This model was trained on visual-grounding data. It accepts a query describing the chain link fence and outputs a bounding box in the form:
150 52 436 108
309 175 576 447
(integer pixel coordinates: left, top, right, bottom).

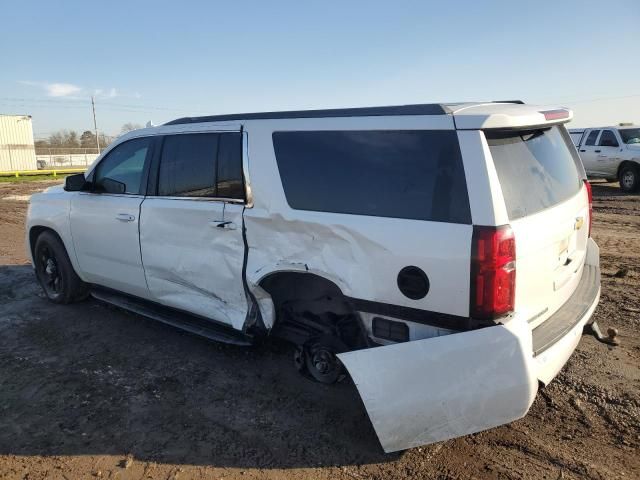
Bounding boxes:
35 148 101 169
1 146 102 172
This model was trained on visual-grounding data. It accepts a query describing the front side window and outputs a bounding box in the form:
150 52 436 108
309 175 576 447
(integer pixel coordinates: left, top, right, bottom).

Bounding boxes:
585 130 600 146
487 126 582 220
598 130 619 147
272 130 471 223
94 137 151 194
157 132 244 199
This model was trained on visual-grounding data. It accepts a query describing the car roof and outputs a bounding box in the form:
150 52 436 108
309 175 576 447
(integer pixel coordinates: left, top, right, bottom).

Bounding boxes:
165 101 572 130
165 103 450 124
574 126 636 130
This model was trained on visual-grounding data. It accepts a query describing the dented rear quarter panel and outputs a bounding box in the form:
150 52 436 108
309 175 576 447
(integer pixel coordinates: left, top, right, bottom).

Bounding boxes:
242 117 474 322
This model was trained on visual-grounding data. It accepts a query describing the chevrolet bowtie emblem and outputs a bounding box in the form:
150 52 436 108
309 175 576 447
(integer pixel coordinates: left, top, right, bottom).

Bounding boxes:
574 216 584 230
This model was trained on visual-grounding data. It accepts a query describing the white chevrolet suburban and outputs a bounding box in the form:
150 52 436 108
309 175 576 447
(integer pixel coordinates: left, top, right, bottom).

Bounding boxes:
26 102 600 452
569 126 640 191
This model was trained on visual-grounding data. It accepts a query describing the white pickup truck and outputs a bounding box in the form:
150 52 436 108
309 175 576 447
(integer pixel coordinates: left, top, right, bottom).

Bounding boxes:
569 126 640 191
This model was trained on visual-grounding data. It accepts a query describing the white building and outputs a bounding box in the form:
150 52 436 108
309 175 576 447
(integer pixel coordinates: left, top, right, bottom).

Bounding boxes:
0 114 37 172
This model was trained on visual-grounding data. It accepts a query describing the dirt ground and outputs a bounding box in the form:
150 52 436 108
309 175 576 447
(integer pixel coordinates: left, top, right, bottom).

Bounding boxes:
0 180 638 480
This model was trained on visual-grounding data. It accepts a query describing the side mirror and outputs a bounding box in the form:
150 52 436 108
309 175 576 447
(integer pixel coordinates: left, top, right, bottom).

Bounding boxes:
100 177 126 194
64 173 89 192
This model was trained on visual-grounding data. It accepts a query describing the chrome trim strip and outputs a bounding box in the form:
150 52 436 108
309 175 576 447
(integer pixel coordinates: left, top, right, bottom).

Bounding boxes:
242 130 254 208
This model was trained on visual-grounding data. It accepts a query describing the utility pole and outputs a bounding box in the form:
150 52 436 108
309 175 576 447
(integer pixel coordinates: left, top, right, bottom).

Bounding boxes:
91 96 101 153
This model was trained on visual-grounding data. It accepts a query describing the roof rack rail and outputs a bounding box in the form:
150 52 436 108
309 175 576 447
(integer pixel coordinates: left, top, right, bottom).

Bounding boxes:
491 100 525 104
164 104 448 125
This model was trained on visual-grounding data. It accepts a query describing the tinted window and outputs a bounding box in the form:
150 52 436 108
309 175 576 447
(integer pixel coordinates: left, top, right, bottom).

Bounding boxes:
487 126 582 220
585 130 600 146
157 133 244 199
272 130 471 223
216 133 245 199
159 133 218 197
599 130 619 147
619 128 640 145
94 137 151 194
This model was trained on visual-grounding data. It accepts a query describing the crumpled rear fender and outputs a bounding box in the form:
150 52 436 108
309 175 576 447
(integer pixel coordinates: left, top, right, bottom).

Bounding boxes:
338 319 537 453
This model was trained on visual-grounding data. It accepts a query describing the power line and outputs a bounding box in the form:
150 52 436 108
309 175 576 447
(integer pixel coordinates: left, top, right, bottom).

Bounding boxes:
0 96 211 114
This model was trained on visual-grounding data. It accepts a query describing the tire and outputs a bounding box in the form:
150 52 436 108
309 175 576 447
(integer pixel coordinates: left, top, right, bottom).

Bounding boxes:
303 335 347 384
34 231 88 304
618 164 640 192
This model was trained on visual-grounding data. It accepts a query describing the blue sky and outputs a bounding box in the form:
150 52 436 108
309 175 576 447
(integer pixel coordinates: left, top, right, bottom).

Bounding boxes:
1 0 638 138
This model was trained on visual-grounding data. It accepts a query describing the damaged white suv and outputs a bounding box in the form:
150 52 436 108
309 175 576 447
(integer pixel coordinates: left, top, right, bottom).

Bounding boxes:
26 102 601 452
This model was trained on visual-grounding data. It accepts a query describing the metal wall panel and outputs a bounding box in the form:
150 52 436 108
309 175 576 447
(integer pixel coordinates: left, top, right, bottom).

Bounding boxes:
0 114 37 171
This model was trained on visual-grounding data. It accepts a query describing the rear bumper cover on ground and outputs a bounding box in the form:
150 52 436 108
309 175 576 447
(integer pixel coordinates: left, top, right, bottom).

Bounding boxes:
338 239 600 453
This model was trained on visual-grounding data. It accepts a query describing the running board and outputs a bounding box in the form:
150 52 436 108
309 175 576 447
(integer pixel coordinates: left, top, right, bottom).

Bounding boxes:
90 288 253 346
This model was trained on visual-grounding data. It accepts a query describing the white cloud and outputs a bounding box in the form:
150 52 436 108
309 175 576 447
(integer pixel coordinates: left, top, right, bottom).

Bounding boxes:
20 80 142 102
46 83 82 97
94 87 127 99
19 80 82 97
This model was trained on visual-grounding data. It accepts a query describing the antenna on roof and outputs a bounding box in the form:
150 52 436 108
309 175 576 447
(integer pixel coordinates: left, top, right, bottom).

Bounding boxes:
146 120 155 128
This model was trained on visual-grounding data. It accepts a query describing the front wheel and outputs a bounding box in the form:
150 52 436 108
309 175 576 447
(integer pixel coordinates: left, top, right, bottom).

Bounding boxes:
34 231 88 304
619 164 640 192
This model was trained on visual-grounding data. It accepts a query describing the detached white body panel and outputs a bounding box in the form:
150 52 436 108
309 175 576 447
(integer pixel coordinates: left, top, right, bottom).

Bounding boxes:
339 322 537 452
340 238 600 452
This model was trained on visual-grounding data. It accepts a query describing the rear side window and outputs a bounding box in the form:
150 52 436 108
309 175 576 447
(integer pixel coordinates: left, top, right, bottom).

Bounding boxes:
159 133 218 197
585 130 600 146
216 133 245 199
157 132 244 199
272 130 471 224
486 126 582 220
599 130 619 147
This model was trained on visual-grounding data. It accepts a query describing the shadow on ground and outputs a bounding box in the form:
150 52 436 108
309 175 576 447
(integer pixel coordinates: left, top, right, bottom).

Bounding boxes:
590 180 639 198
0 265 397 469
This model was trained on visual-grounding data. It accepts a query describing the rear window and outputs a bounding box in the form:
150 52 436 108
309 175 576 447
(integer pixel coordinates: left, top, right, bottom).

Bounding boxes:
486 126 582 220
272 130 471 224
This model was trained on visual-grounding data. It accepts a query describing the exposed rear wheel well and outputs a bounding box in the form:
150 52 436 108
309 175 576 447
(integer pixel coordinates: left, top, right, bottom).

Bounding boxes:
259 272 367 350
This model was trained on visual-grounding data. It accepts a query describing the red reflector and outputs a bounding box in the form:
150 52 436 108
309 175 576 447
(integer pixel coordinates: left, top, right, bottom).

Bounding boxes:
470 225 516 320
584 180 593 237
540 109 569 121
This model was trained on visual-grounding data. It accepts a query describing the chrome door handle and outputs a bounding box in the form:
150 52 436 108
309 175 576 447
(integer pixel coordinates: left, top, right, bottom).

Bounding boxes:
210 220 237 230
116 213 135 222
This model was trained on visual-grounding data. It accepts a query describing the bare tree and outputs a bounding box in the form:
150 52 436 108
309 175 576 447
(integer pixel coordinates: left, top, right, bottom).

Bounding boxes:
121 123 143 134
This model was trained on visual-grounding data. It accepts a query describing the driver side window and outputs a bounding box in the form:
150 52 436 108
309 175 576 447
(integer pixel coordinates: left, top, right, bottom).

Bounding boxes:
94 137 152 194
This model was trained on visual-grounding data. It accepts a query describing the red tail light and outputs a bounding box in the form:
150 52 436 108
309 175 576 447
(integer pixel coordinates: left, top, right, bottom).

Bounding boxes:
584 180 592 237
470 225 516 320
